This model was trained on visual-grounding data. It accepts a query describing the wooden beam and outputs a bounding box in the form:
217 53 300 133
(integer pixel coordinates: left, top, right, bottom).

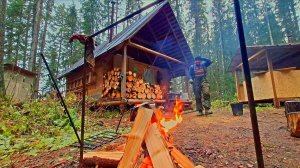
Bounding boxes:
146 23 174 77
234 70 240 101
127 41 184 65
162 10 189 65
152 30 171 66
121 46 127 99
235 49 266 70
185 68 191 99
266 51 279 108
275 67 297 71
118 107 153 168
145 123 174 168
132 36 153 46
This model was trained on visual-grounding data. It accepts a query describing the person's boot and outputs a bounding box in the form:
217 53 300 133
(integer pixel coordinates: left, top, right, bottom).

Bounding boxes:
197 110 204 116
205 109 213 115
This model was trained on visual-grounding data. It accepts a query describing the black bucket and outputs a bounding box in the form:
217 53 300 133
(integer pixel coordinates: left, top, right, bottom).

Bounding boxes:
230 103 243 116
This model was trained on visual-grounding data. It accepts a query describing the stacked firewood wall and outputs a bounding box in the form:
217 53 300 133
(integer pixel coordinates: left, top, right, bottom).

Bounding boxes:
126 71 163 99
102 69 163 99
102 68 121 98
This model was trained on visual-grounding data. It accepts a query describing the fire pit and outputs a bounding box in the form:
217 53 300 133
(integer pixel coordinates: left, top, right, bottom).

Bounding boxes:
82 99 203 167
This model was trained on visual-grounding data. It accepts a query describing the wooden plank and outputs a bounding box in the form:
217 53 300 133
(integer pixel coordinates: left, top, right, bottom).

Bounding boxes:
152 30 171 66
168 145 195 168
253 71 267 75
132 36 153 46
164 141 200 168
145 123 175 168
266 52 280 108
275 67 297 71
235 49 266 70
118 107 154 168
121 46 128 99
147 24 174 77
234 70 240 101
83 151 123 167
127 41 184 65
162 11 189 64
126 99 166 104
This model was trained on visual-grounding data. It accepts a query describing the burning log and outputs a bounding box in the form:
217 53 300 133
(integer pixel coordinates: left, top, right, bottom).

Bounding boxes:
82 100 203 168
145 123 175 168
118 107 154 168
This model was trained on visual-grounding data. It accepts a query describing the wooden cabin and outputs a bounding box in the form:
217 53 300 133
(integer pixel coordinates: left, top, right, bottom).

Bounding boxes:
229 43 300 107
4 64 36 103
59 1 194 106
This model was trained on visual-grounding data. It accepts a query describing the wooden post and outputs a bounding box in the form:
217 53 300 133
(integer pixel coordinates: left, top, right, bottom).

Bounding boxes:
185 68 191 99
234 70 240 101
266 51 279 108
121 46 127 99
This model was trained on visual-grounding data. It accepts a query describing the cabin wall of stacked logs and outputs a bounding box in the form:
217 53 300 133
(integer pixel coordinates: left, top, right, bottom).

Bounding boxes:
66 54 170 100
102 54 169 100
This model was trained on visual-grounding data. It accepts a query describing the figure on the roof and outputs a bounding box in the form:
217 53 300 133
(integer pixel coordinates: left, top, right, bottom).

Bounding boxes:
188 56 212 116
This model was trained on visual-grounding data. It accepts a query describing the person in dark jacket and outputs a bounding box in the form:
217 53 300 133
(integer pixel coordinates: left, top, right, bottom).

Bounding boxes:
189 56 212 116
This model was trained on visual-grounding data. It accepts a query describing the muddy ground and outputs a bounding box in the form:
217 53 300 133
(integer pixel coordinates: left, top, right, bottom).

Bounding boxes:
7 108 300 168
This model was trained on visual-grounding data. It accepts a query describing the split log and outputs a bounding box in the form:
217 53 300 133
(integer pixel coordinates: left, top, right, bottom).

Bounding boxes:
285 101 300 137
146 93 152 99
82 151 123 167
118 107 154 168
144 123 174 168
151 93 156 99
127 71 132 76
287 112 300 137
127 75 134 82
170 146 195 168
138 92 143 99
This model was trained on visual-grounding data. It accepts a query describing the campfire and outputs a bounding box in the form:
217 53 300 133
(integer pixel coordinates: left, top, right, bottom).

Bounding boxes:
83 99 203 168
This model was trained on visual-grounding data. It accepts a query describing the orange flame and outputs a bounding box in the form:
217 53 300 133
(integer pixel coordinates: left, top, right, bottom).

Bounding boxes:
139 156 153 168
156 99 184 134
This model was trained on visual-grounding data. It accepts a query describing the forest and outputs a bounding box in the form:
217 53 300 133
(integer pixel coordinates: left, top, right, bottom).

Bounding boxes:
0 0 299 101
1 0 300 167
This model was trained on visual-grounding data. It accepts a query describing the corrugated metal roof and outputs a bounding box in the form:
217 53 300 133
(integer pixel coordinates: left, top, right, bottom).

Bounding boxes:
229 43 300 71
59 0 193 78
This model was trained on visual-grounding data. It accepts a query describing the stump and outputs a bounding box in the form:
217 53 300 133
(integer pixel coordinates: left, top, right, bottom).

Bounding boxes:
285 101 300 138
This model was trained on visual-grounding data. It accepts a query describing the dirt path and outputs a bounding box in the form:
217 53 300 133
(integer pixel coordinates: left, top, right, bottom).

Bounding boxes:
171 108 300 168
6 108 300 168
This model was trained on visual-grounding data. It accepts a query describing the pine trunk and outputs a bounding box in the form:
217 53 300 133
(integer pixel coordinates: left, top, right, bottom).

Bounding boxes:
22 3 32 69
0 0 7 97
34 0 54 97
28 0 43 72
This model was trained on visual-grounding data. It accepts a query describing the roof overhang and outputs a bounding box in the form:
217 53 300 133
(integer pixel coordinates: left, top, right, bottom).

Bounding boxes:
59 1 193 78
229 43 300 72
